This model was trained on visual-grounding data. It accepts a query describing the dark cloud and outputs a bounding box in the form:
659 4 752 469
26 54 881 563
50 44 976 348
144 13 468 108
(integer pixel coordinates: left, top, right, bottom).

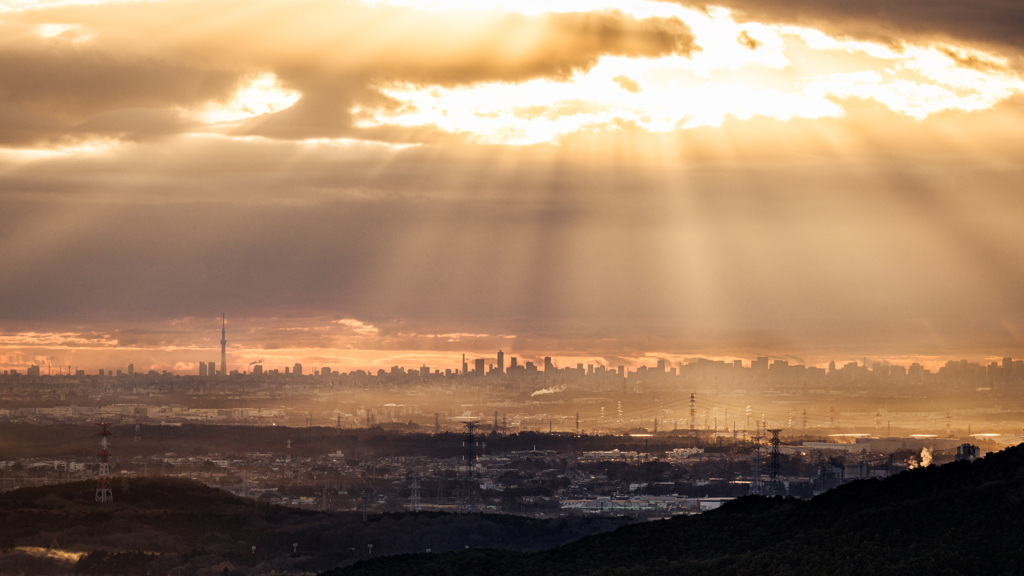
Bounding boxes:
0 48 240 119
686 0 1024 55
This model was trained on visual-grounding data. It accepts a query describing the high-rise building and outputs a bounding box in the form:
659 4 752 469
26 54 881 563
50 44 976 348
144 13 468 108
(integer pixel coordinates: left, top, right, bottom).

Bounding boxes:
752 357 769 373
1003 357 1013 380
253 364 263 375
474 358 485 375
462 354 468 376
208 361 216 376
294 363 303 376
220 313 228 377
497 350 504 374
510 357 518 370
127 363 134 378
199 362 207 377
544 357 554 373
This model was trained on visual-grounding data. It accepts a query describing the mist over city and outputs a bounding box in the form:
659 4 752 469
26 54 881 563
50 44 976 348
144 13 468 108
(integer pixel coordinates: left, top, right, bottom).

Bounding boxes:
1 0 1024 573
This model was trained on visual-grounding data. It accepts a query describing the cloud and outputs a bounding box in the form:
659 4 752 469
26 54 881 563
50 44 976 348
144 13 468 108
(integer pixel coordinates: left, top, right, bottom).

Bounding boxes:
737 29 760 50
0 1 698 143
612 74 641 92
689 0 1024 56
0 0 1022 366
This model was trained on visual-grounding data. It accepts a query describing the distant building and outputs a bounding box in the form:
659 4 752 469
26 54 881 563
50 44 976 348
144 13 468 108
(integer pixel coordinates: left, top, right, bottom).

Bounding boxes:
497 350 504 374
128 363 134 378
474 358 485 376
199 362 207 377
208 361 216 376
27 365 40 377
293 363 303 376
955 444 980 462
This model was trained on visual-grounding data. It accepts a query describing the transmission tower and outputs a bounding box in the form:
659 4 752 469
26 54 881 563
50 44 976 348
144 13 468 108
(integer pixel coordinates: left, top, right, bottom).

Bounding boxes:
134 414 141 443
461 421 478 513
750 435 763 495
767 429 783 496
410 468 422 512
96 423 113 502
689 393 696 430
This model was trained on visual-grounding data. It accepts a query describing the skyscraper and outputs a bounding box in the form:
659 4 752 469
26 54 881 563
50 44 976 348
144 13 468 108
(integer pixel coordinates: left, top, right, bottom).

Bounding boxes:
497 350 504 374
199 362 207 377
220 313 227 377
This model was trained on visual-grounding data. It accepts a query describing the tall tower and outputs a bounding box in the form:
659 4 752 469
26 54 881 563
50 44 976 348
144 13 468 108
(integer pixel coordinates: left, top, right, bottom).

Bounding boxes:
96 423 113 502
767 429 783 496
497 350 504 375
749 435 762 496
461 421 478 513
220 313 227 376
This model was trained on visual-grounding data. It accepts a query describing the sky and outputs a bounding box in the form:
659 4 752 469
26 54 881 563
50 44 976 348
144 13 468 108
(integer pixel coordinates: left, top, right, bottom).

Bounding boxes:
1 0 1023 374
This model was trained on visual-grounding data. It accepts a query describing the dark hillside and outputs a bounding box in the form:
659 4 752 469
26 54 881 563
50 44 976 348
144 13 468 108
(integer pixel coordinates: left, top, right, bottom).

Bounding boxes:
330 444 1024 576
0 478 627 575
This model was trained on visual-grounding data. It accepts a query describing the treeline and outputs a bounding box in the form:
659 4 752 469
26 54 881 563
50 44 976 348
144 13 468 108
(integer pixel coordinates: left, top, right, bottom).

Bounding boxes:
0 423 743 460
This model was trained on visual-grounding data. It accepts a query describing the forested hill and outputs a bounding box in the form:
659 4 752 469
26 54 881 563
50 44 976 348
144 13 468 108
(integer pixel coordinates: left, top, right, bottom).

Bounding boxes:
331 444 1024 576
0 478 626 575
